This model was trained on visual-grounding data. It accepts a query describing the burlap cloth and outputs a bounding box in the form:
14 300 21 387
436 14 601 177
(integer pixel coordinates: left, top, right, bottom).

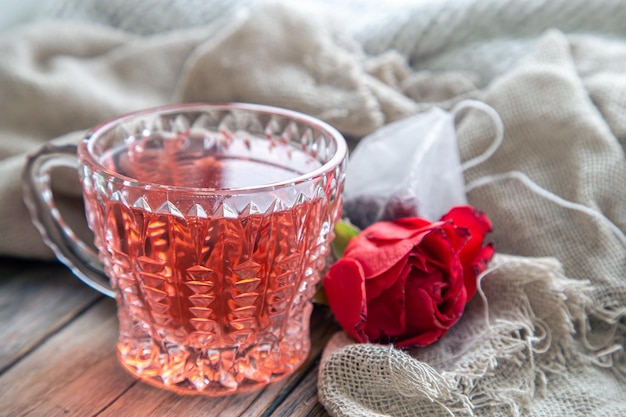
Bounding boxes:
1 1 624 415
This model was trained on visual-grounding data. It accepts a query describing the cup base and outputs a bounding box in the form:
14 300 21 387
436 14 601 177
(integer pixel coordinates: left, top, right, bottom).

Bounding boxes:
116 339 310 397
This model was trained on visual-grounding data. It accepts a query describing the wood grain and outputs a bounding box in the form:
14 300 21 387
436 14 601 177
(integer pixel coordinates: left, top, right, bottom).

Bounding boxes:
0 299 135 417
0 260 101 373
268 366 327 417
96 378 242 417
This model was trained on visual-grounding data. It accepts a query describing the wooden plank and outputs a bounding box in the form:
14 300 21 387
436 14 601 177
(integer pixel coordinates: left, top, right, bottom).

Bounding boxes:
95 371 262 417
97 382 265 417
266 364 328 417
0 299 136 417
0 261 102 373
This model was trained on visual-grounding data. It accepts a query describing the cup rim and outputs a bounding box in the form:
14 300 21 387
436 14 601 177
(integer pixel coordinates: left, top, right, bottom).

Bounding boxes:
79 102 347 195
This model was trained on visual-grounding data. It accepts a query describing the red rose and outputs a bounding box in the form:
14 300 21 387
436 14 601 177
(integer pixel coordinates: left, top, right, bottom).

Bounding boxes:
323 206 494 348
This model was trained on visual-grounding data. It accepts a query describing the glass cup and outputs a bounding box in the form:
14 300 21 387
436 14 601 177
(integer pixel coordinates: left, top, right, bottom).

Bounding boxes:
23 103 347 396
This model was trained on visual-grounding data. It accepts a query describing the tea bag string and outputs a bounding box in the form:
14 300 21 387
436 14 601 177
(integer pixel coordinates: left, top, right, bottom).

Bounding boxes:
456 100 626 248
452 99 505 172
466 171 626 247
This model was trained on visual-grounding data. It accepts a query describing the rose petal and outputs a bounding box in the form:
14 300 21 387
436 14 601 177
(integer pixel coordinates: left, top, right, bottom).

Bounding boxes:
365 254 410 301
344 233 415 279
403 276 466 343
403 285 442 335
433 286 467 328
323 258 368 343
412 268 446 303
414 225 459 269
359 217 432 242
399 285 449 347
442 222 471 254
466 243 495 298
442 206 492 238
365 271 408 342
441 206 493 299
417 226 466 301
345 221 445 279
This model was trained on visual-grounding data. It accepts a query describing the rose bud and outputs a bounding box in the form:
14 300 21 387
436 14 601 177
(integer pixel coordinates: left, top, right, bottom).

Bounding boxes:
323 205 494 348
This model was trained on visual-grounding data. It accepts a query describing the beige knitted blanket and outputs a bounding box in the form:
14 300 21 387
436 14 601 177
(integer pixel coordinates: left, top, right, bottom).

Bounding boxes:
1 2 624 416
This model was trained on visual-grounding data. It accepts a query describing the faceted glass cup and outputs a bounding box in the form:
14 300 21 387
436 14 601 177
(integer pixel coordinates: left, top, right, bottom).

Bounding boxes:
23 103 348 396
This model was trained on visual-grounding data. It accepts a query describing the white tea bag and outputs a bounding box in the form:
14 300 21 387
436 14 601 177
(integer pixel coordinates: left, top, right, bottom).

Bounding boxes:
343 100 502 228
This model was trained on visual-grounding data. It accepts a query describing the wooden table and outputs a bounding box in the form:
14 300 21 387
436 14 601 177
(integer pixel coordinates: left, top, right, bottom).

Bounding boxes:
0 258 339 417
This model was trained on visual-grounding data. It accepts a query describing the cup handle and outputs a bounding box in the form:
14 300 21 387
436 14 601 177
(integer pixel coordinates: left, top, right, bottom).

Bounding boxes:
22 143 114 298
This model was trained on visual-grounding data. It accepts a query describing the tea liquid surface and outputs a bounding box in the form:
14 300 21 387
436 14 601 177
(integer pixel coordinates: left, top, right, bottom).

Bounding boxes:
100 132 322 188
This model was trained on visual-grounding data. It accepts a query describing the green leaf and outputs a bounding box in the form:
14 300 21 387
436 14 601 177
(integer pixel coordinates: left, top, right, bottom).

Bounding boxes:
331 220 360 259
313 221 360 306
313 284 329 305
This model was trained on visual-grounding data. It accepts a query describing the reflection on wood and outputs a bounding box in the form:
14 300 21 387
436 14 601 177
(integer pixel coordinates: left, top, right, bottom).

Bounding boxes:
0 299 133 416
0 260 101 373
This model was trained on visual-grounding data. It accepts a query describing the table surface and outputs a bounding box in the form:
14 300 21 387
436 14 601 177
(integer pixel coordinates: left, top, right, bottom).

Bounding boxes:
0 257 339 417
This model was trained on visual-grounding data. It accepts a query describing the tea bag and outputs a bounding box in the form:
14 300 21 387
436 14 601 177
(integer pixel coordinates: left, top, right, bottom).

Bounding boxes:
343 100 502 228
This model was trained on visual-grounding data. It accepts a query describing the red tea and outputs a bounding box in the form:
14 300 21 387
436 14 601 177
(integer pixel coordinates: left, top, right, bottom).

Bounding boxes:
84 133 334 395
